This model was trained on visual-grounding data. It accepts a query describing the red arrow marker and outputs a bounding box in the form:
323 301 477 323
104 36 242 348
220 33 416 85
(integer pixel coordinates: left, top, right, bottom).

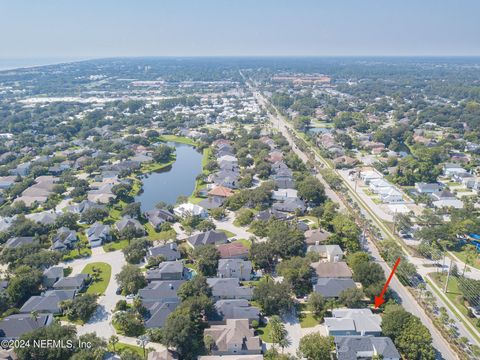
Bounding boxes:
374 257 401 308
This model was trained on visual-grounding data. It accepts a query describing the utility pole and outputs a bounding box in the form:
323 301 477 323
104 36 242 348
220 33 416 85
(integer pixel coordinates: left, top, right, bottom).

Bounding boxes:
444 261 451 294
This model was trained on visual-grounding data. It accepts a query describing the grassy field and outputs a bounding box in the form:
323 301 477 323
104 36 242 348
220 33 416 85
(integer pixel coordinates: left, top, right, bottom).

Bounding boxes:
256 321 273 343
145 223 177 242
108 342 149 357
81 262 112 295
298 303 321 328
159 135 197 146
429 273 480 340
103 239 129 252
299 312 321 328
218 229 236 238
451 249 480 270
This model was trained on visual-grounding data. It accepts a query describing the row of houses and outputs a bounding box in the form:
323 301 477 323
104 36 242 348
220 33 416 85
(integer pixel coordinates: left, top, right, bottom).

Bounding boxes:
0 267 90 341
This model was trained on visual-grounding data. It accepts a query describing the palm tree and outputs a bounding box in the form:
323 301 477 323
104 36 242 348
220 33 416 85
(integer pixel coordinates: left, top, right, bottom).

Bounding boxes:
108 335 119 352
269 315 288 352
30 311 39 325
462 244 477 276
137 335 149 359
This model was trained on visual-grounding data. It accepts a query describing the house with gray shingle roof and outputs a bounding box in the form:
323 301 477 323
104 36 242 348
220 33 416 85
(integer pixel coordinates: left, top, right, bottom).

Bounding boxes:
146 261 185 281
313 278 357 299
0 313 53 340
138 280 186 302
207 278 253 300
146 243 180 262
186 230 228 249
214 299 260 324
4 236 37 249
53 274 89 291
115 216 145 234
43 266 64 288
334 336 400 360
86 222 111 247
144 301 179 329
20 290 75 314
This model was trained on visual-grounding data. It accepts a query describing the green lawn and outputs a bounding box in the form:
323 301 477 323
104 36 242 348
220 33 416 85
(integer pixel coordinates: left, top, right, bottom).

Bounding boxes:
56 314 84 325
450 250 480 270
429 273 480 341
109 342 150 357
299 313 321 328
256 322 273 343
145 223 177 242
62 246 92 261
103 239 129 252
159 135 197 146
81 262 112 295
218 229 236 238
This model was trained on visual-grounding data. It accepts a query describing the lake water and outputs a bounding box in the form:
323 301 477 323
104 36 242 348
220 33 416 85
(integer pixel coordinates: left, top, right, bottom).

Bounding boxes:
135 142 203 212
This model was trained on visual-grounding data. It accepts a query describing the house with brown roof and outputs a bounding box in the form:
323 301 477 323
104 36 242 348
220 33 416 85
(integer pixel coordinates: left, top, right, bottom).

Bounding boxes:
208 186 234 198
204 319 262 356
311 261 353 278
304 229 331 245
217 242 249 259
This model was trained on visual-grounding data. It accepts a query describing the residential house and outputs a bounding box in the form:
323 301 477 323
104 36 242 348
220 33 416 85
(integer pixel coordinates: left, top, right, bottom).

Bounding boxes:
334 336 400 360
307 244 343 262
199 197 224 210
213 299 260 324
139 280 186 303
217 259 252 280
144 301 179 329
67 200 106 214
272 198 306 213
208 186 234 199
444 163 468 177
314 278 357 299
86 222 111 247
432 190 464 209
147 349 179 360
20 290 75 314
271 189 298 201
325 309 382 336
304 229 331 245
186 230 228 249
43 266 64 288
203 319 262 356
173 203 208 218
217 242 249 259
0 313 53 340
379 187 404 204
51 227 78 251
207 278 253 300
415 182 443 194
146 243 181 262
53 274 89 292
4 236 37 249
360 171 382 185
115 216 145 234
144 209 175 230
311 262 353 279
26 211 58 225
146 261 185 281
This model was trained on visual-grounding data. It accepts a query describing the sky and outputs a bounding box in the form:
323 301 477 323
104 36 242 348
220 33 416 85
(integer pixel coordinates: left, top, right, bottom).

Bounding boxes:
1 0 480 59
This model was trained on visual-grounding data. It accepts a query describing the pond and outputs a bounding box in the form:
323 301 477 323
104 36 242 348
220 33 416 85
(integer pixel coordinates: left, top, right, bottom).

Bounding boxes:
135 142 203 212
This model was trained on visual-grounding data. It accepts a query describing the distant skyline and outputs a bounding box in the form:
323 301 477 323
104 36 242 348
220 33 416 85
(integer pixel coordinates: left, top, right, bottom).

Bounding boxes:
1 0 480 59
